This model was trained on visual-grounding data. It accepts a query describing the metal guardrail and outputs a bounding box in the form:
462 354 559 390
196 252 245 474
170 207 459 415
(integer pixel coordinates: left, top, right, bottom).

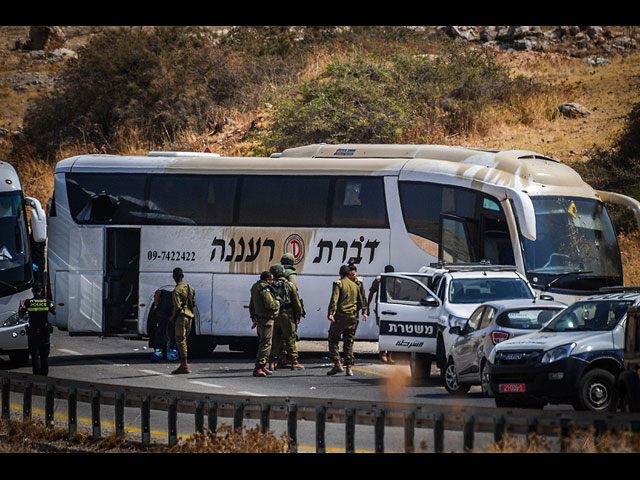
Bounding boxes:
2 369 640 453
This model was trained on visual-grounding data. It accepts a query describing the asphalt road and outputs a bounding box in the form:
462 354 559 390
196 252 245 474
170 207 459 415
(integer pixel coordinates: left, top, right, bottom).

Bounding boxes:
0 332 571 452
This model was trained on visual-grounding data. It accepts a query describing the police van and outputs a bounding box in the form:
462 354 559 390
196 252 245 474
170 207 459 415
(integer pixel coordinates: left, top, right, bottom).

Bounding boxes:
487 288 640 411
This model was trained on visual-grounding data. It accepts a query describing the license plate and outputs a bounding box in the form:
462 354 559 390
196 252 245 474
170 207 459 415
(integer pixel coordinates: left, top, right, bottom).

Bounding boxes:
499 383 526 393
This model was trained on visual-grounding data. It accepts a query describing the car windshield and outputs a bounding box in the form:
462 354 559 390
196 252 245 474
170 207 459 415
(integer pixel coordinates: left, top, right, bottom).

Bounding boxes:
543 300 633 332
496 307 563 329
449 278 533 304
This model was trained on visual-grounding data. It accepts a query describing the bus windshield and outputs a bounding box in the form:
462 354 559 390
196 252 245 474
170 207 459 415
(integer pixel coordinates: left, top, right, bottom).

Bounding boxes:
519 196 622 291
0 191 31 295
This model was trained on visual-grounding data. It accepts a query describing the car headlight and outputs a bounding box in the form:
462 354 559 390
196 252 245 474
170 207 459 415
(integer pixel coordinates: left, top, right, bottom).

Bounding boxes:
541 343 576 364
448 315 466 328
2 312 26 328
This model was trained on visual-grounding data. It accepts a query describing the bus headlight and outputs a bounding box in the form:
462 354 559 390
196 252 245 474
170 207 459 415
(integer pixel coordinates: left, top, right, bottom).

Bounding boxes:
1 312 26 328
541 343 576 364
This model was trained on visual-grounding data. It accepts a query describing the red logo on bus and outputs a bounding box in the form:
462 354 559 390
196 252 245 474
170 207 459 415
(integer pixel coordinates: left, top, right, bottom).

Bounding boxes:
284 234 305 265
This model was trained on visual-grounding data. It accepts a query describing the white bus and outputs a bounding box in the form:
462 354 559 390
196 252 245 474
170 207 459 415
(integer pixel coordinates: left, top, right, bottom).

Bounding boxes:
46 144 640 354
0 160 48 362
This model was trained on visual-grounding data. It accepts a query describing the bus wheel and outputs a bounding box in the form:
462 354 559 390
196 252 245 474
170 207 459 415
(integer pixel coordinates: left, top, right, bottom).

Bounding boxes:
409 353 433 380
9 350 29 366
577 369 618 412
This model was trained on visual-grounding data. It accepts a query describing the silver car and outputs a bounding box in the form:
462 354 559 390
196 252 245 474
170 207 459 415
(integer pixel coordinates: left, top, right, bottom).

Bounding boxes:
442 299 566 396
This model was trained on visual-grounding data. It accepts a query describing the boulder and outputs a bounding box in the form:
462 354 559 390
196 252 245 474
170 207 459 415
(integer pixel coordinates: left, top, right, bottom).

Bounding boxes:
558 103 591 118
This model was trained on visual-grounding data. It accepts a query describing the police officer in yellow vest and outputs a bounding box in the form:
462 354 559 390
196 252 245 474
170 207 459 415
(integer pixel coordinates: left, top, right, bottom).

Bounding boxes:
327 265 367 376
170 267 197 375
19 283 56 376
249 271 280 377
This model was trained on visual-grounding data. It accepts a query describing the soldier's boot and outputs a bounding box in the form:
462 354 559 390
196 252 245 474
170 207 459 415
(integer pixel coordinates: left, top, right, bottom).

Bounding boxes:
327 361 344 376
253 367 267 377
268 358 277 371
263 365 273 375
171 359 190 375
277 354 289 369
346 365 354 376
291 359 305 370
380 352 388 363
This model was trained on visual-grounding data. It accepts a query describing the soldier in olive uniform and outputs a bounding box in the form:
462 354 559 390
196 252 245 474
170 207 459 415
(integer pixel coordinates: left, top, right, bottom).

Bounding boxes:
348 262 368 318
280 253 298 286
170 267 197 375
268 264 305 370
327 265 368 376
249 271 280 377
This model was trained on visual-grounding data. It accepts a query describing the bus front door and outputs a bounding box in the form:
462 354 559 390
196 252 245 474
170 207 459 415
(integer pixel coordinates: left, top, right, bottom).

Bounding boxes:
104 228 140 335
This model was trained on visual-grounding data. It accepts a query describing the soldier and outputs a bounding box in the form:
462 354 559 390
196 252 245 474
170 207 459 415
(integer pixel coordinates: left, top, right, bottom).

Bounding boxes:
347 262 368 318
249 271 280 377
368 265 396 364
327 265 367 376
170 267 197 375
18 282 56 376
268 264 305 370
280 253 298 286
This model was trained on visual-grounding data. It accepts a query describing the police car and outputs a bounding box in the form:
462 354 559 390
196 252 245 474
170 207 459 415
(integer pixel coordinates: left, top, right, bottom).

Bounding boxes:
377 262 538 379
487 288 640 411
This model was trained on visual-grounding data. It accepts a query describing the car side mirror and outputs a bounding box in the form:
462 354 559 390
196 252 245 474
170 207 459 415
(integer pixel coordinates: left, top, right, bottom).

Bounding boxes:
449 326 461 335
420 297 439 307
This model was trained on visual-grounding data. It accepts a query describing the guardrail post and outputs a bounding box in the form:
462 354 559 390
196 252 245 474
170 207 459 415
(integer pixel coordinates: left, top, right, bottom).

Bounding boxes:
208 400 218 434
1 377 9 420
463 415 475 452
195 401 204 434
493 415 505 444
168 397 178 447
91 390 101 440
434 412 444 453
526 416 538 445
559 418 572 452
23 382 32 420
233 403 244 432
68 387 77 436
260 403 270 434
404 410 415 453
374 408 385 453
315 406 326 453
45 384 55 428
345 408 356 453
115 392 125 437
141 395 151 446
287 403 298 453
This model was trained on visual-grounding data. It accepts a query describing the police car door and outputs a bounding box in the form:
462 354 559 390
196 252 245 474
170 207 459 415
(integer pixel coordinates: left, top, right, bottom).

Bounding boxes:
377 274 441 354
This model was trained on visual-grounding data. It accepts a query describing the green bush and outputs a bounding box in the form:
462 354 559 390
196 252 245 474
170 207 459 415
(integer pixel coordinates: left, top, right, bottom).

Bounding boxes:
261 42 539 150
20 26 305 158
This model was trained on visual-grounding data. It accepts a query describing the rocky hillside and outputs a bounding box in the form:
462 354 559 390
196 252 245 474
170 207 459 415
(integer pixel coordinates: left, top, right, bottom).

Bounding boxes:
1 26 640 284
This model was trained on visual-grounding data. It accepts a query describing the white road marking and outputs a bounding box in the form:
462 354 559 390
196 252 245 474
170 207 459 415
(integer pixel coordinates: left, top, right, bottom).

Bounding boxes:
189 381 224 389
139 369 173 377
58 349 82 355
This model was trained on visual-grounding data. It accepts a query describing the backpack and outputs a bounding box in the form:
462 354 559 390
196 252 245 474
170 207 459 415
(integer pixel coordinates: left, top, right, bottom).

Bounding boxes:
272 278 292 308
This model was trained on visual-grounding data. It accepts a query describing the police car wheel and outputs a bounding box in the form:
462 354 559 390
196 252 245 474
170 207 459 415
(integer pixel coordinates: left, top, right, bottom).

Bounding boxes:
442 358 470 395
577 369 618 412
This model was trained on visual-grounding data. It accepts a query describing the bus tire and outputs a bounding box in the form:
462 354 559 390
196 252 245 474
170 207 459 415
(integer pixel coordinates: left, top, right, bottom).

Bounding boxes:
8 349 29 366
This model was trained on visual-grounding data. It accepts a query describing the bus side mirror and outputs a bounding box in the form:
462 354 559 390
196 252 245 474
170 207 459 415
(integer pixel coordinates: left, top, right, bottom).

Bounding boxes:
25 197 47 243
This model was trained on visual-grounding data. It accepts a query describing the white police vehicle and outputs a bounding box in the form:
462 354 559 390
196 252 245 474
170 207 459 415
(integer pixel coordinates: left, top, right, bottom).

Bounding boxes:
487 288 640 411
376 262 538 379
